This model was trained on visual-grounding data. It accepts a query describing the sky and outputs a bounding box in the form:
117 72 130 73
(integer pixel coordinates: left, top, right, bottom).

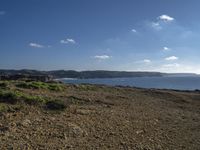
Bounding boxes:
1 0 200 73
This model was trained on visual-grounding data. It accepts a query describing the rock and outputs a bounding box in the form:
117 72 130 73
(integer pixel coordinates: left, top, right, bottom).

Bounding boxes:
35 118 42 122
25 135 30 140
76 109 93 115
65 123 87 138
136 130 144 135
21 119 31 127
50 117 56 121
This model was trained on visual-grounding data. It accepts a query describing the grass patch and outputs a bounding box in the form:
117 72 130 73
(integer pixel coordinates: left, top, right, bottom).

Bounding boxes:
0 90 23 104
76 84 98 91
48 84 64 91
67 96 91 105
22 95 46 105
0 89 46 105
0 89 67 111
16 81 48 89
0 104 8 113
16 81 64 91
0 81 67 111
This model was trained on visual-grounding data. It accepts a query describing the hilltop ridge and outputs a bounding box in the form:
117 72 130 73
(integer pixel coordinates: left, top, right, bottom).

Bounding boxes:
0 69 199 79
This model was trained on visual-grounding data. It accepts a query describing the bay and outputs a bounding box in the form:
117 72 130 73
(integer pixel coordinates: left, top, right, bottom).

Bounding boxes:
60 76 200 91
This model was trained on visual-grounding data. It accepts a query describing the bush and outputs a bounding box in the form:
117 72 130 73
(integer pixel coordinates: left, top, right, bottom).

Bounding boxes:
45 100 67 110
0 81 9 89
16 81 48 89
0 90 46 105
0 84 67 111
48 84 64 91
22 95 46 105
0 90 22 104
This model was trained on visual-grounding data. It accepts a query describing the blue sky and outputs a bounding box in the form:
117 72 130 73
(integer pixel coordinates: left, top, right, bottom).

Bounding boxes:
1 0 200 73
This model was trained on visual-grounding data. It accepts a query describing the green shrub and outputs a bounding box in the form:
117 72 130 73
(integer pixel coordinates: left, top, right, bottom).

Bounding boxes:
22 95 46 105
48 84 64 91
0 84 67 111
16 81 64 91
31 82 48 89
16 81 48 89
16 82 34 89
0 89 46 105
0 104 8 112
0 90 23 104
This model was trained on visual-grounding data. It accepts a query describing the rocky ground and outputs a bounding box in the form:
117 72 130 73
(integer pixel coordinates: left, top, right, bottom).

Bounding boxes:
0 81 200 149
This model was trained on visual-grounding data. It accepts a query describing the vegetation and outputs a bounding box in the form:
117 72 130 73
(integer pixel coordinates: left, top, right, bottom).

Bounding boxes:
0 104 8 113
45 100 67 111
0 90 44 104
0 81 67 110
0 81 9 89
16 81 64 91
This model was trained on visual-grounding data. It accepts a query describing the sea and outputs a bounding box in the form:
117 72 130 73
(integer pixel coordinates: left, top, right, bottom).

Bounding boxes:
59 76 200 91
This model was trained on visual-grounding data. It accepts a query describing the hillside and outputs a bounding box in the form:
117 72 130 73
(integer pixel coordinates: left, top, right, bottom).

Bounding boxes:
0 80 200 149
1 69 199 79
0 69 163 79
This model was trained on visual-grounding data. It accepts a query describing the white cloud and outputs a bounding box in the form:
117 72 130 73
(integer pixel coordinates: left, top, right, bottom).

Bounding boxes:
143 59 151 63
150 14 175 31
94 55 111 60
0 11 6 15
163 47 170 51
60 38 76 44
131 29 137 33
165 56 178 61
29 43 44 48
163 63 180 68
158 15 175 22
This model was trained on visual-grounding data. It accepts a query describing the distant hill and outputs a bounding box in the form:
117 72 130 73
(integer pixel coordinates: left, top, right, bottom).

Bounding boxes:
163 73 200 77
0 69 163 79
0 69 199 79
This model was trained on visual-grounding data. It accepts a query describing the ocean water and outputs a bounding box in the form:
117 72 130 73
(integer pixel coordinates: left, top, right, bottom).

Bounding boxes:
60 76 200 91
